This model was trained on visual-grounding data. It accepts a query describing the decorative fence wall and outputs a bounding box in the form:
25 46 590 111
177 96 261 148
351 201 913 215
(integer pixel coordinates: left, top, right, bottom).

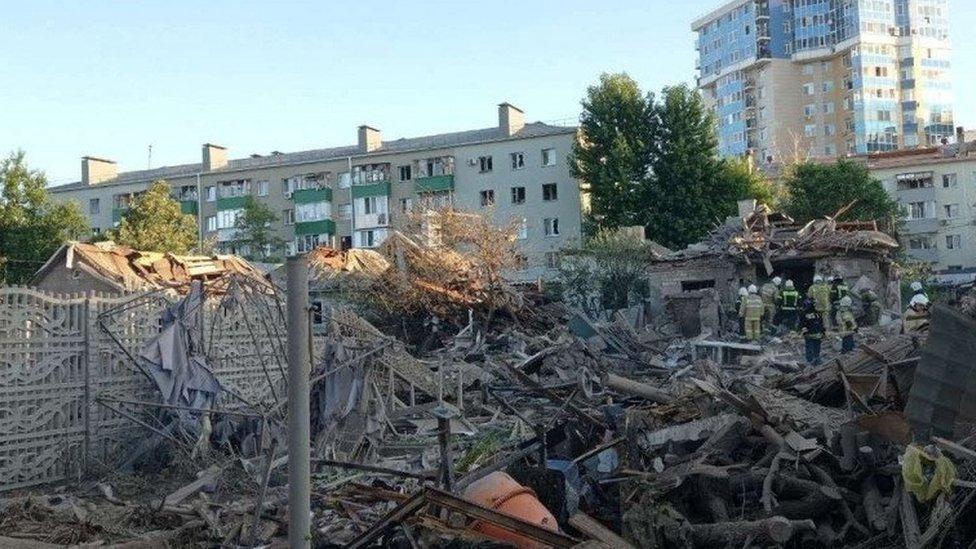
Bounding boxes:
0 285 289 492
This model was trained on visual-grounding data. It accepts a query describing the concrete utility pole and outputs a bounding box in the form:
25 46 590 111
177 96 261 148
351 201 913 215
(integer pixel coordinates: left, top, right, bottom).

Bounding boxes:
286 256 311 548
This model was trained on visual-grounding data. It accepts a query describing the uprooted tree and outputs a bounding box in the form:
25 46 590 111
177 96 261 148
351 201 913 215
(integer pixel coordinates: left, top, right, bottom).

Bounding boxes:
355 203 532 345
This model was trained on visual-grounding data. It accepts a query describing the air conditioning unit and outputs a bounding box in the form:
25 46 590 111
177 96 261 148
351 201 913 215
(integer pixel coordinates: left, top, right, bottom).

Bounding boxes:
284 191 293 199
467 158 478 166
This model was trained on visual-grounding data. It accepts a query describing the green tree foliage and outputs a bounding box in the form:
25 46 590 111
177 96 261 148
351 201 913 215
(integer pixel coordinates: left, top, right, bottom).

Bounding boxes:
644 85 756 248
571 73 655 228
783 160 900 224
0 151 89 283
721 156 779 208
572 75 773 249
235 196 284 261
558 229 651 313
113 180 198 254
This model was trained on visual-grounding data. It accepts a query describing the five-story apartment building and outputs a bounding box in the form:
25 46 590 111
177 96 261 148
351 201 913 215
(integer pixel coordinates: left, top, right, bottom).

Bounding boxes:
49 103 581 281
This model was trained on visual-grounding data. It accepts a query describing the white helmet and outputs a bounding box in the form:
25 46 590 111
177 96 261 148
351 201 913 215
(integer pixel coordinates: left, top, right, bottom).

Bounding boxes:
739 287 749 296
910 294 930 307
827 275 835 282
840 296 853 307
813 275 824 283
910 281 923 292
772 277 782 286
748 284 758 294
785 280 795 289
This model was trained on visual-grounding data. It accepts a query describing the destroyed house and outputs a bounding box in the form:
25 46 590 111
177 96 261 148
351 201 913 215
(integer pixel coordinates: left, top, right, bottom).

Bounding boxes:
30 241 270 295
646 204 901 335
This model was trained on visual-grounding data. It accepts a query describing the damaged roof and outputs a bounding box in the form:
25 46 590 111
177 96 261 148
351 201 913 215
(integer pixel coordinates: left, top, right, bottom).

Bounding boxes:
650 204 899 270
31 241 270 293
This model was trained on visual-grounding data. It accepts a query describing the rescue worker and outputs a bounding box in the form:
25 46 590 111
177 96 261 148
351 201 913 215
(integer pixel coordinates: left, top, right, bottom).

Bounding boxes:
861 288 881 326
798 298 825 366
830 276 851 325
741 284 765 342
903 294 931 333
778 279 801 331
808 275 832 330
735 287 749 335
760 276 782 328
836 295 857 353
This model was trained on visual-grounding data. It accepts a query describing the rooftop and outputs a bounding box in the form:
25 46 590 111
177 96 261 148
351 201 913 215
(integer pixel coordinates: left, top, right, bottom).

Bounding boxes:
50 121 575 193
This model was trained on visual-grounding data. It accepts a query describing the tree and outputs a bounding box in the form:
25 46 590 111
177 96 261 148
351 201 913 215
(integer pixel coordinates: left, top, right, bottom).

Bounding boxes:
571 73 656 229
558 228 652 313
235 196 284 261
0 151 89 283
644 84 756 249
783 160 899 224
113 180 198 253
572 76 774 249
721 157 779 209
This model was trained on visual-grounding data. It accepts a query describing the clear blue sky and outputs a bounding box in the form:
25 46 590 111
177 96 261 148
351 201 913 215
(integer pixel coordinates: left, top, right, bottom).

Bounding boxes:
3 1 975 186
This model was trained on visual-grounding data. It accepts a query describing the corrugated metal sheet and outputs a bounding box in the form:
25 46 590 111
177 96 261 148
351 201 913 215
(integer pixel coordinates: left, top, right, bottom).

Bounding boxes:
905 305 976 440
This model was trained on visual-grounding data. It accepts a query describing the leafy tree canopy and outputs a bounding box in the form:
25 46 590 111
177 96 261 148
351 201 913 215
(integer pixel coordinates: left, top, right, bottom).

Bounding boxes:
572 75 774 249
234 196 284 261
783 160 899 224
0 150 89 283
113 180 198 254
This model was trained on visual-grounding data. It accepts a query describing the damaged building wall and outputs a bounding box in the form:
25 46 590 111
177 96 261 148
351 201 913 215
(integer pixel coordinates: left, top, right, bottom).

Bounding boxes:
645 260 753 320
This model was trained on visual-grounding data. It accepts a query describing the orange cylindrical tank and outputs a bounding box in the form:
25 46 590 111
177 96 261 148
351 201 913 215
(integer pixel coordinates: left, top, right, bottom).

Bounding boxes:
461 471 559 549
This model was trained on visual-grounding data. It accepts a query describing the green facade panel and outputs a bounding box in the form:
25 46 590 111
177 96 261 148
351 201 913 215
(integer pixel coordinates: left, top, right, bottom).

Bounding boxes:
351 181 391 199
415 175 455 194
216 196 247 210
180 201 199 215
294 219 336 236
293 188 333 204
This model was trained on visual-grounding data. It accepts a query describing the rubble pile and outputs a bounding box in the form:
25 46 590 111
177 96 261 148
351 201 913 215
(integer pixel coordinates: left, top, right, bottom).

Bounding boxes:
5 213 976 548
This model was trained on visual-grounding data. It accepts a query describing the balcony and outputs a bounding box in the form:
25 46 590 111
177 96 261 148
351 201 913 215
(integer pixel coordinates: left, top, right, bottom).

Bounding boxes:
181 201 198 215
352 181 391 199
902 217 940 234
295 219 336 237
293 187 333 204
415 175 455 194
216 195 247 210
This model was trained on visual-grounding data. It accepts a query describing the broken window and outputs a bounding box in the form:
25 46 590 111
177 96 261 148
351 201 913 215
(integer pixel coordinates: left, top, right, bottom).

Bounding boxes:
946 234 961 249
511 186 526 204
511 152 525 170
544 217 559 237
906 201 928 219
399 165 412 181
943 173 957 187
543 183 558 201
542 148 556 166
681 280 716 291
480 190 495 207
478 156 493 173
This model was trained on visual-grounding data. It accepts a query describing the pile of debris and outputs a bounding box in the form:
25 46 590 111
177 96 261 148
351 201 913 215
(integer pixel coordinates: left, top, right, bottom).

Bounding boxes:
31 240 270 294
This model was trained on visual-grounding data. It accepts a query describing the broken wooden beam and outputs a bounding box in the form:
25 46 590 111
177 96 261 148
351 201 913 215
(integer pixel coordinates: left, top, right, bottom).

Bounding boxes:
602 372 673 405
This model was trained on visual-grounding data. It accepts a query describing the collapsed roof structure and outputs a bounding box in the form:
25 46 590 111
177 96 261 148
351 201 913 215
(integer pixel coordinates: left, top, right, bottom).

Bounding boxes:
30 241 270 295
646 202 901 336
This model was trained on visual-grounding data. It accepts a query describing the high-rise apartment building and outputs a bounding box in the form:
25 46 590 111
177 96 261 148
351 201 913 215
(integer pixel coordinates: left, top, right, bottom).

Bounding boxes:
48 103 581 281
692 0 953 164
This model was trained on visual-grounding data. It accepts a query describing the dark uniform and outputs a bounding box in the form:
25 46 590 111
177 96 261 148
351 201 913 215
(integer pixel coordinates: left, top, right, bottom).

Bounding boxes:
799 300 825 366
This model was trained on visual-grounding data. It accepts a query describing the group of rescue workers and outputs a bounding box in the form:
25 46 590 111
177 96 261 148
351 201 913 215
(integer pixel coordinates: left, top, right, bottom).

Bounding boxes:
734 275 931 367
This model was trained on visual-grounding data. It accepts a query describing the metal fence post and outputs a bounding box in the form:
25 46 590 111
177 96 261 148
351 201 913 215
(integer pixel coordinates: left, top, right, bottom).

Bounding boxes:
286 256 311 548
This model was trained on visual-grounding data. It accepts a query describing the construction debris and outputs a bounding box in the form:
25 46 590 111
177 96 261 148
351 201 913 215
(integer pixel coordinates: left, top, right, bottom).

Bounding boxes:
5 207 976 548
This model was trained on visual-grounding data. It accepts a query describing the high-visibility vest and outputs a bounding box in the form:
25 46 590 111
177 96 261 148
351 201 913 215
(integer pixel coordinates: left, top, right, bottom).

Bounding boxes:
780 290 800 310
